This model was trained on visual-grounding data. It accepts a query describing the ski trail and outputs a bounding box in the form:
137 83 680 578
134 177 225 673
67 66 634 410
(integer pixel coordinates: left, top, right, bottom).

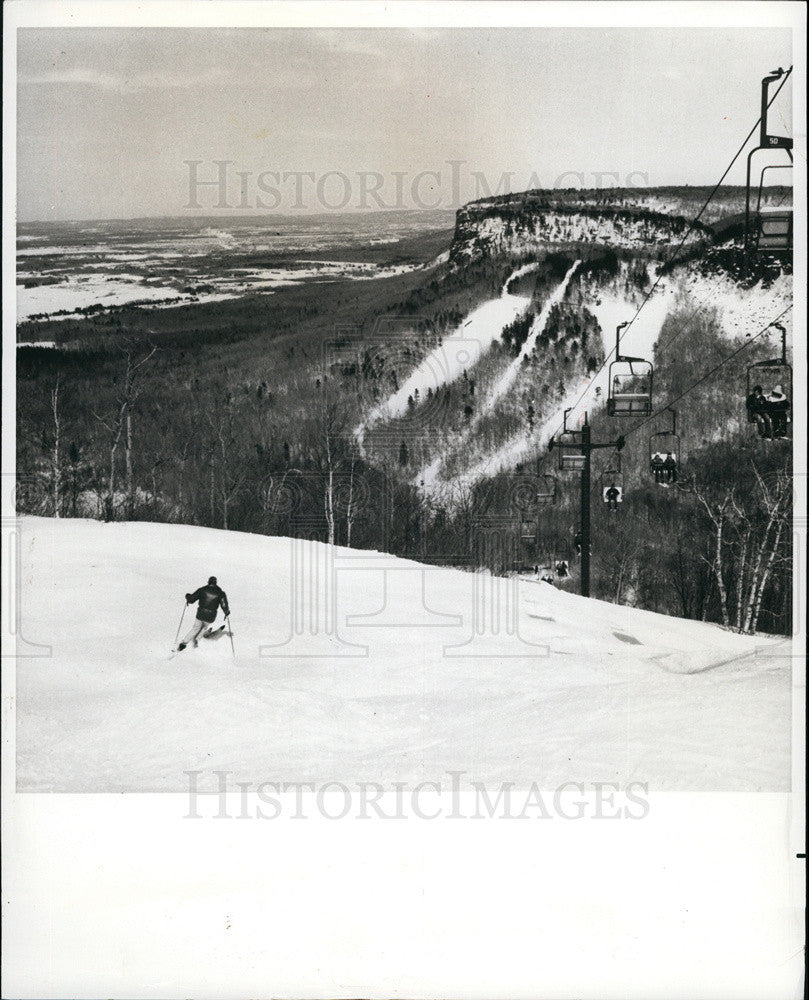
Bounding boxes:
485 260 581 413
424 374 593 496
355 262 540 448
417 262 581 494
564 282 673 427
445 282 673 492
449 280 675 490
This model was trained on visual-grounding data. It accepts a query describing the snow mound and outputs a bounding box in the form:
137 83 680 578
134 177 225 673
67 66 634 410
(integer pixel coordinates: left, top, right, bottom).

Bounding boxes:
14 517 791 792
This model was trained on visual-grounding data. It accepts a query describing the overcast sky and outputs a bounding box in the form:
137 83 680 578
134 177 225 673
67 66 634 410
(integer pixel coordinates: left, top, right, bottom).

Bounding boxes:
16 27 793 221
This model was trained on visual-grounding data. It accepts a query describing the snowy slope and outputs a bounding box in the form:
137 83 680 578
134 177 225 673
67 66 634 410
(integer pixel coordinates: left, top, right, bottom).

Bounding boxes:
359 263 537 433
15 517 791 792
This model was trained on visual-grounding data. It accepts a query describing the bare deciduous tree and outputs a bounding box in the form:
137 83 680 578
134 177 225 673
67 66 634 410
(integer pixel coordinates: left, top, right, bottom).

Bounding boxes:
93 344 156 521
688 459 791 635
51 373 61 517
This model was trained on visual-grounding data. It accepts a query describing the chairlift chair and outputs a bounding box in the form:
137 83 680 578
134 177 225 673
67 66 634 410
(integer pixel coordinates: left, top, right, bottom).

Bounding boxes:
559 447 586 472
536 534 569 579
650 408 680 485
745 68 794 257
755 205 793 252
520 518 537 542
531 542 554 582
746 325 792 439
550 408 586 471
554 557 570 579
600 455 624 510
535 473 558 505
553 429 586 471
607 322 653 416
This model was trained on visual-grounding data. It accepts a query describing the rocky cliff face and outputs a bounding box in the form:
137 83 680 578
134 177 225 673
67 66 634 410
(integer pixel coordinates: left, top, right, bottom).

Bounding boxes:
450 200 711 262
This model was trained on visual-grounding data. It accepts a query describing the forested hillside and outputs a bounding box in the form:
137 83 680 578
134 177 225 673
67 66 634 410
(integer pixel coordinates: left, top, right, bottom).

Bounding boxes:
16 188 793 634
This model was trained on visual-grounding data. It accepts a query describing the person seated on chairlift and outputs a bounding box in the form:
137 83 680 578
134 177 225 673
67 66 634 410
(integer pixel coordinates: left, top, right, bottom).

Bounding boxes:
662 452 677 484
604 483 622 510
766 384 790 438
651 451 665 483
746 384 773 439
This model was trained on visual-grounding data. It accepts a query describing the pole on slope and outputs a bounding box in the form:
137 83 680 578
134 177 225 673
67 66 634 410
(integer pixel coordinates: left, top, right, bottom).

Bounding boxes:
226 615 235 659
580 416 591 598
550 411 623 599
173 602 187 653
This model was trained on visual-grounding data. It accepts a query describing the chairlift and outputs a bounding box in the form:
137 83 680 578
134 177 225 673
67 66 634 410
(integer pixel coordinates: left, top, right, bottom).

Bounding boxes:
755 203 793 252
531 544 555 583
538 557 556 584
607 322 653 416
745 68 793 257
554 558 570 579
550 408 586 471
649 408 680 486
746 323 792 440
536 473 558 505
535 535 570 579
600 454 624 510
520 518 537 542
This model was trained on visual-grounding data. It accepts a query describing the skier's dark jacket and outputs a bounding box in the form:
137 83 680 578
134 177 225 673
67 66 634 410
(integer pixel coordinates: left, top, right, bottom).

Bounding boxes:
186 585 229 623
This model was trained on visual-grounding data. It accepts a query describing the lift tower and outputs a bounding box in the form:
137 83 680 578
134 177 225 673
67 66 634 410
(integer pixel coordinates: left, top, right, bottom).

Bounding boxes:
550 410 625 598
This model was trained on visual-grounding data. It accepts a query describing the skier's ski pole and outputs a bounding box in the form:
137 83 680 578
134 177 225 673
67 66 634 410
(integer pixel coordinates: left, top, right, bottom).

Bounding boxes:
173 602 187 652
226 615 235 658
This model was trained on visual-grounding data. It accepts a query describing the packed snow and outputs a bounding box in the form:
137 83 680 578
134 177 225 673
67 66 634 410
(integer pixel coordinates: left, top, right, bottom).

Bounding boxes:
15 517 791 793
679 267 793 342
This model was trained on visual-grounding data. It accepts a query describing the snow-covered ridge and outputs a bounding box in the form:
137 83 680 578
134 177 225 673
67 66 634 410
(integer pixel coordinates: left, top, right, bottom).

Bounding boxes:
15 516 790 792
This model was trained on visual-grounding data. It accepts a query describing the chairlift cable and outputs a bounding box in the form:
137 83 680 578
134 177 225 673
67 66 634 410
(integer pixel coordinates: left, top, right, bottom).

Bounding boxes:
546 65 793 444
621 65 792 338
590 303 793 478
615 66 793 362
623 303 792 438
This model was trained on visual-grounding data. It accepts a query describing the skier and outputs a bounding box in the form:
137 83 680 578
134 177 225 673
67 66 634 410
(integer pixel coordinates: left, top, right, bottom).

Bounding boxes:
651 451 665 483
178 576 230 651
766 384 790 438
604 484 622 511
662 452 677 484
746 385 772 438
